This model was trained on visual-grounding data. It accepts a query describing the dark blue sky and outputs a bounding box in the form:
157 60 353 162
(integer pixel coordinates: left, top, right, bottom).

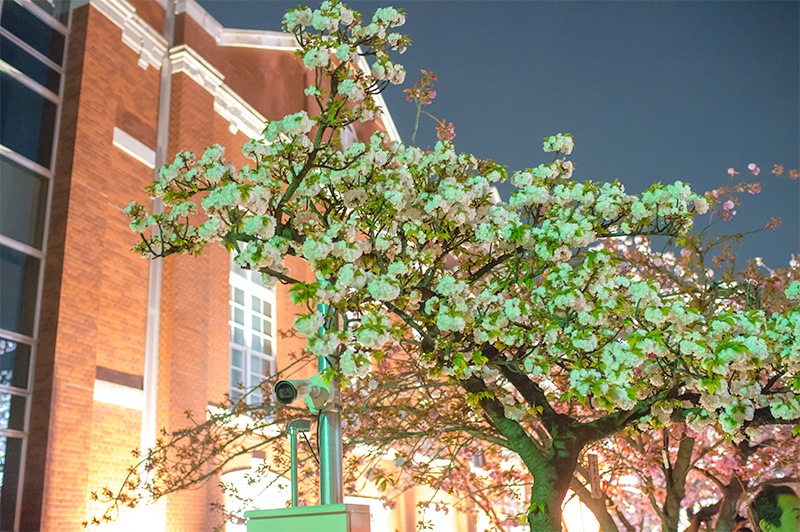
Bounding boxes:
198 0 799 270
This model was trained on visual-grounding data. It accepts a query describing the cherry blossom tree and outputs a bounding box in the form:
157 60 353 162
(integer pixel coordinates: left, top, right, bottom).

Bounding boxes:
118 2 800 530
572 423 800 532
567 182 800 532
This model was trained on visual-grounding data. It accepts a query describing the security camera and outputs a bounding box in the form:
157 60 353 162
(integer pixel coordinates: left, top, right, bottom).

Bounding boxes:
274 378 332 412
274 379 313 405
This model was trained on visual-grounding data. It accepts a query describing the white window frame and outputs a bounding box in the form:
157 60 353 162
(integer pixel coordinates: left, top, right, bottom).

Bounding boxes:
229 261 276 405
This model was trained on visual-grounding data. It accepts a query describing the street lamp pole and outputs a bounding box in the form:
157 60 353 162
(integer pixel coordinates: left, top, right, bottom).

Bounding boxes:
317 303 343 505
318 354 343 505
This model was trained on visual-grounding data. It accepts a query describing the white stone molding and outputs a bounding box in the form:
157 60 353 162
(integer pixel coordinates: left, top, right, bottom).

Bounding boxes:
97 0 398 142
171 0 298 50
169 44 224 93
112 127 156 168
175 0 224 40
213 85 267 138
93 379 145 410
170 44 267 139
217 29 299 51
87 0 167 70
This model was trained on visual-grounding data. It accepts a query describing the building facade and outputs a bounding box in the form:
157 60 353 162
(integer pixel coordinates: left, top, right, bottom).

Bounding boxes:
0 0 470 530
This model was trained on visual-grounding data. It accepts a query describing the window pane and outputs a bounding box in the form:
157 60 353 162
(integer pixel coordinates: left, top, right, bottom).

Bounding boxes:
251 296 260 314
262 301 272 318
0 436 22 531
233 307 244 326
251 315 261 333
251 356 271 377
263 319 272 337
0 245 40 336
250 334 261 352
0 156 48 249
0 1 65 64
262 340 272 357
230 348 243 369
231 327 244 346
230 368 243 389
234 288 244 306
31 0 70 24
0 337 30 389
248 389 262 405
0 393 26 431
249 373 262 388
0 72 57 167
0 35 61 93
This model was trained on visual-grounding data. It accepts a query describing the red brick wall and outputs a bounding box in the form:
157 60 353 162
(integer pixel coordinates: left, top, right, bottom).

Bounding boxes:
23 1 399 529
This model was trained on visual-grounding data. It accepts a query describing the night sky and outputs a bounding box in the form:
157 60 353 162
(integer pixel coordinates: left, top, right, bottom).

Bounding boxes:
198 0 799 270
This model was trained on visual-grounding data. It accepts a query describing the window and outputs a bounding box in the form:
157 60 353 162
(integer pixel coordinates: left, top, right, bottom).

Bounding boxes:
0 245 40 337
0 1 67 528
0 0 65 65
229 261 276 405
0 156 49 249
0 34 61 93
0 435 22 530
0 72 58 168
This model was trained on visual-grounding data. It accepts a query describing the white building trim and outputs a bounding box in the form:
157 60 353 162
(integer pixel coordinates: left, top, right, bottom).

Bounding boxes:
170 44 267 139
94 0 398 141
217 29 299 50
93 379 145 410
86 0 168 70
175 0 224 40
112 127 156 168
169 44 224 93
168 0 299 50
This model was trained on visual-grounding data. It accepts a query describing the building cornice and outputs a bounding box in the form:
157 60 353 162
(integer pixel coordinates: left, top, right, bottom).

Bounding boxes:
170 44 267 138
171 0 299 50
87 0 167 70
87 0 399 141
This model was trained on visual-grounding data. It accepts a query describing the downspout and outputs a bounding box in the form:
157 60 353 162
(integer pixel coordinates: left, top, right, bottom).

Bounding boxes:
140 0 176 517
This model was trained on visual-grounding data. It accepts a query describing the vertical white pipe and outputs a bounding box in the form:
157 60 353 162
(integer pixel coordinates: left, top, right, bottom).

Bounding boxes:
139 2 175 529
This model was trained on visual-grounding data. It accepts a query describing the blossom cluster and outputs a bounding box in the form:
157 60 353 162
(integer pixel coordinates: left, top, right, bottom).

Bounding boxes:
282 1 409 124
127 2 800 447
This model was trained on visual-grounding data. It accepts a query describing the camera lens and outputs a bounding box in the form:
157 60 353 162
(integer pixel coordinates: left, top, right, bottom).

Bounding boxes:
275 381 298 404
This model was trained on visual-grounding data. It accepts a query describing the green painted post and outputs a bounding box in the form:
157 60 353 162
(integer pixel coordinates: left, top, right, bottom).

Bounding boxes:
317 303 343 505
287 419 311 506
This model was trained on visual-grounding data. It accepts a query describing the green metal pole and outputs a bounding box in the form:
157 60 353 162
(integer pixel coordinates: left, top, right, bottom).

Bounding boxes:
289 424 299 506
317 304 343 505
287 419 310 506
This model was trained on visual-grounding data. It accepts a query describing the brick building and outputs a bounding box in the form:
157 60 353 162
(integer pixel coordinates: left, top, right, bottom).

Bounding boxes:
0 0 479 530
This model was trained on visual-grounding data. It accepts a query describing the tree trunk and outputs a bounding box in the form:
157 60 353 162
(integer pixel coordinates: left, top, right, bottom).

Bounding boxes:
571 476 620 532
714 478 745 532
660 434 696 532
465 374 584 532
523 430 582 532
488 412 581 531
